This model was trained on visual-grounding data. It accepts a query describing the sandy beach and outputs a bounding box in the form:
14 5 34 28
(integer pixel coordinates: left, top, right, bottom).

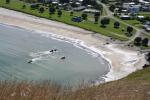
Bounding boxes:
0 8 146 83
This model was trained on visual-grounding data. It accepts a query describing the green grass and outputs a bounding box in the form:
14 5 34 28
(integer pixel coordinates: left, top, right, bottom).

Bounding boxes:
0 0 131 41
124 68 150 82
139 12 150 17
116 13 149 29
125 19 143 28
116 16 143 29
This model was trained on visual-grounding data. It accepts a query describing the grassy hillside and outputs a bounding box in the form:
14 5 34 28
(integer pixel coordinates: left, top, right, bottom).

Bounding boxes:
0 68 150 100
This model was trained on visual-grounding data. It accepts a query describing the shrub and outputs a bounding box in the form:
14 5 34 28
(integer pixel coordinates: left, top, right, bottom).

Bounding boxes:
39 7 44 13
81 13 88 20
114 21 120 28
134 37 142 46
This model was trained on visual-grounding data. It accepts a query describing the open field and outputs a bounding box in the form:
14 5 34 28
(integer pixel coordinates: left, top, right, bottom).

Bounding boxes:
0 0 134 41
0 68 150 100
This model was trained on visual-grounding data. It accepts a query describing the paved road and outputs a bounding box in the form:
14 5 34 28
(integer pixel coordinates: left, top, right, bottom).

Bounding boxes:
96 0 150 44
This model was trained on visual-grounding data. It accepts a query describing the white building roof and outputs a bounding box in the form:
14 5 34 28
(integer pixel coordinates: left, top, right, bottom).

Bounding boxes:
137 16 144 18
83 9 100 13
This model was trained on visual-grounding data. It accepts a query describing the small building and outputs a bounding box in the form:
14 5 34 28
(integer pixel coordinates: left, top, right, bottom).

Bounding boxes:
73 6 86 11
137 15 145 21
143 21 150 32
75 2 81 7
143 25 150 32
123 2 135 9
83 9 100 14
52 1 58 6
140 0 150 5
120 15 131 20
137 15 144 19
128 5 140 14
141 5 150 11
87 5 93 8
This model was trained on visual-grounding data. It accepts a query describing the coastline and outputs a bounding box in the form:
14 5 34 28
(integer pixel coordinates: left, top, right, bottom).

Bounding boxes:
0 8 146 83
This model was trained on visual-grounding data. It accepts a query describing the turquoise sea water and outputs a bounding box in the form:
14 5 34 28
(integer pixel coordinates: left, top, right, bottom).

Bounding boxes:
0 24 109 85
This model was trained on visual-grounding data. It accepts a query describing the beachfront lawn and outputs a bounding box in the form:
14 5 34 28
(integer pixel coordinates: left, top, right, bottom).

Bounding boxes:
116 16 143 29
0 0 134 41
139 12 150 17
125 19 144 29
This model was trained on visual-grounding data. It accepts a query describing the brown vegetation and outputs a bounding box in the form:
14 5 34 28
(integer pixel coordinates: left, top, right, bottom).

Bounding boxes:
0 68 150 100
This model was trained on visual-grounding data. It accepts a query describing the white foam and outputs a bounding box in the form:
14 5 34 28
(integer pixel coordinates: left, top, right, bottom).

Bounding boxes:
32 30 113 83
34 30 106 59
30 50 52 57
31 57 42 62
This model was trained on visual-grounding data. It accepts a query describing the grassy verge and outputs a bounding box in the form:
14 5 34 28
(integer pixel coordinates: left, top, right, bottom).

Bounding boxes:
139 12 150 17
0 68 150 100
0 0 131 41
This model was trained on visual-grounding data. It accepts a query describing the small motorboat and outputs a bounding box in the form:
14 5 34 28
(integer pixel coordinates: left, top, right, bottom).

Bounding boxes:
53 49 57 52
28 60 32 63
49 50 54 53
61 56 66 60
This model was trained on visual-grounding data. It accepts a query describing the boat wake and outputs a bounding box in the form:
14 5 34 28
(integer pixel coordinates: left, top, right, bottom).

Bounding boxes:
28 49 65 63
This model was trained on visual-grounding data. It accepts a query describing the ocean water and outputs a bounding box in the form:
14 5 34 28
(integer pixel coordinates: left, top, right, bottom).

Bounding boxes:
0 24 109 85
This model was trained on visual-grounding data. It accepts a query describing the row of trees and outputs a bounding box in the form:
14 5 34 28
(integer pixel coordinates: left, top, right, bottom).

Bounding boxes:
134 37 149 47
6 0 103 24
30 3 101 23
99 17 133 34
30 3 134 36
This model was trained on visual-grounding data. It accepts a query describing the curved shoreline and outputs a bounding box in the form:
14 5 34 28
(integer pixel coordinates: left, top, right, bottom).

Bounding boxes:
0 23 111 83
0 8 146 84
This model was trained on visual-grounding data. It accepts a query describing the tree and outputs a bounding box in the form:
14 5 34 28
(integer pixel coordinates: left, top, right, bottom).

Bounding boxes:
70 11 74 16
145 16 150 21
22 4 26 9
94 12 100 24
6 0 10 4
142 38 149 47
104 17 110 25
114 21 120 28
134 37 142 46
39 7 44 13
37 0 46 3
100 17 110 27
82 0 89 6
146 52 150 64
59 0 69 3
101 0 109 4
57 10 62 17
127 26 133 34
30 3 39 10
49 6 55 16
101 19 106 27
81 13 88 20
109 4 116 12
